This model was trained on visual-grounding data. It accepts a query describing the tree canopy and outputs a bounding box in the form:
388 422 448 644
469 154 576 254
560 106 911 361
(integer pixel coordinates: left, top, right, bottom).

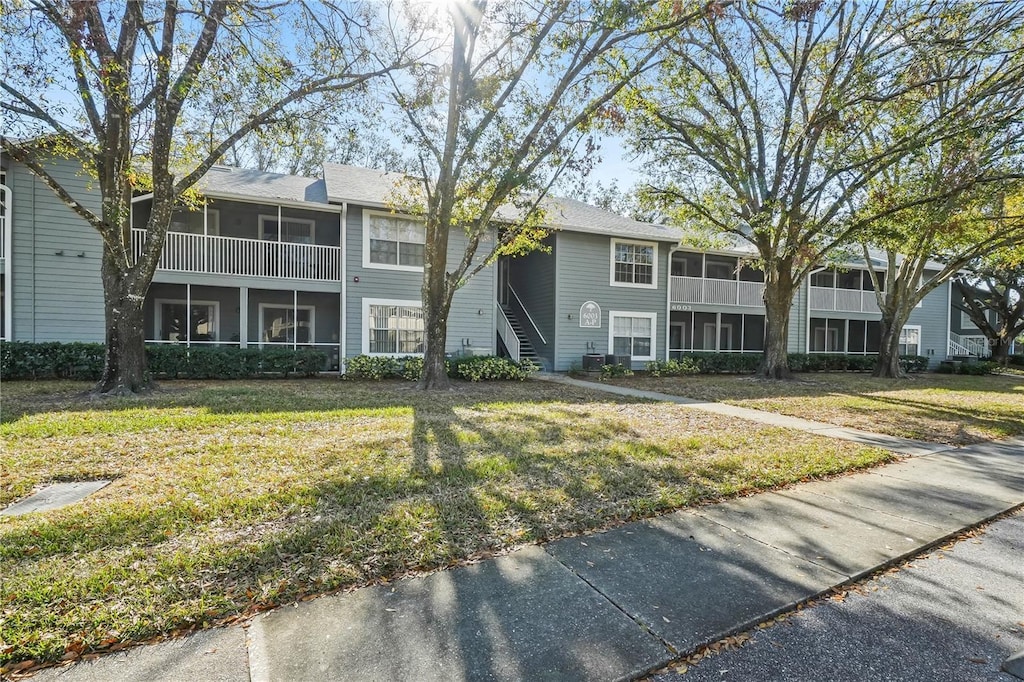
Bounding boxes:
1 0 420 393
626 0 1024 378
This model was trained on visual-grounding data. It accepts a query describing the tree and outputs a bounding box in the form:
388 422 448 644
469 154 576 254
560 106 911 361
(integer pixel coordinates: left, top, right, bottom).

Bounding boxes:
1 0 417 394
385 0 720 390
627 0 1023 379
856 4 1024 377
956 249 1024 366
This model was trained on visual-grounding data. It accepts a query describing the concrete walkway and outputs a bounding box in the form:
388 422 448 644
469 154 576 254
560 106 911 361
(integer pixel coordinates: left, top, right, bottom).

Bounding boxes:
540 374 956 457
31 385 1024 681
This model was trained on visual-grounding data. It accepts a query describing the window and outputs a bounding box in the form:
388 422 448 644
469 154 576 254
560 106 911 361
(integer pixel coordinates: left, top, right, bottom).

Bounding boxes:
610 239 657 288
155 299 219 343
170 208 219 235
260 215 315 244
810 269 835 288
608 312 656 360
704 255 736 280
363 298 424 355
899 326 921 356
259 304 314 344
363 211 425 270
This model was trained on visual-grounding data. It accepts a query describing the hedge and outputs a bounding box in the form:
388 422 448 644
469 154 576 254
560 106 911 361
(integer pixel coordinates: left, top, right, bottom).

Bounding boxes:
646 353 930 376
344 354 538 382
1 341 325 380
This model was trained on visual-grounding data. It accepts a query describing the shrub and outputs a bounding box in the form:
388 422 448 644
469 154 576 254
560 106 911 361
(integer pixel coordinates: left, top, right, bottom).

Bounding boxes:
600 362 633 379
960 360 998 375
899 355 929 373
0 341 324 380
449 355 537 381
1 341 106 380
646 358 700 377
344 354 400 380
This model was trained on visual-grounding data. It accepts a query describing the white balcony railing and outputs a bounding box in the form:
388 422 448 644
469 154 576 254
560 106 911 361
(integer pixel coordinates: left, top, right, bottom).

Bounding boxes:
669 276 765 307
809 286 881 313
132 229 341 281
949 332 991 358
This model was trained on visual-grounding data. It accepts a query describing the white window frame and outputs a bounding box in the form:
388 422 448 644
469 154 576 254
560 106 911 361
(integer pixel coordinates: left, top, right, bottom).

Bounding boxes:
362 297 425 356
609 238 658 289
154 298 220 343
960 309 978 329
608 311 657 361
362 209 426 272
258 303 316 345
169 207 220 235
258 214 316 244
899 325 921 356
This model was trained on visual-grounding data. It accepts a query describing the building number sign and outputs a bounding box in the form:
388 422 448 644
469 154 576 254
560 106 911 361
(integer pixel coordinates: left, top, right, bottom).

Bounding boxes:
579 301 601 328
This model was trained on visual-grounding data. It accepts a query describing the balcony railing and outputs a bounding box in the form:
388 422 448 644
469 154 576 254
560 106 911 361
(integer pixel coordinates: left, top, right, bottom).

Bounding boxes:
809 286 880 313
132 229 341 281
670 276 765 307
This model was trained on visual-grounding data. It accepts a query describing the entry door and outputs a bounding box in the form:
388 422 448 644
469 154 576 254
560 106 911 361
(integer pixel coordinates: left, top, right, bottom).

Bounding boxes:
498 258 510 306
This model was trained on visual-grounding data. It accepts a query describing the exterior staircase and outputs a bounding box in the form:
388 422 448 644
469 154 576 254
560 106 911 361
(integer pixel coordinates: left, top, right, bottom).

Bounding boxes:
497 303 543 368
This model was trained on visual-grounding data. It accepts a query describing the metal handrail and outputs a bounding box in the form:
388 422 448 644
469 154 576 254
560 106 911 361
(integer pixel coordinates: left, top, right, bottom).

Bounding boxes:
507 284 547 345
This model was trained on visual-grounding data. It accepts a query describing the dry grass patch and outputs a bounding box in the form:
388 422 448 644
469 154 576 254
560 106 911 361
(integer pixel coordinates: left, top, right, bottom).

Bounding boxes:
1 378 889 667
610 372 1024 445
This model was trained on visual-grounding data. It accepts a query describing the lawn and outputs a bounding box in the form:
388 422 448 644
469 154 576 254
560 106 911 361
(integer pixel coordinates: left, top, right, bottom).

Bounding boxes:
0 378 891 668
608 372 1024 445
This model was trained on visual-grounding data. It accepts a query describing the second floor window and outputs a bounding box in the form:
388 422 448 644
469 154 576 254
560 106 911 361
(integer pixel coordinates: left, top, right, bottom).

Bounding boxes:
612 240 655 286
368 214 425 268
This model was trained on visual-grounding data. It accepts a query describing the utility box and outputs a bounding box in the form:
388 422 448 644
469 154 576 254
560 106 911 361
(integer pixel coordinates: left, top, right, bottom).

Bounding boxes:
605 354 631 367
582 354 606 370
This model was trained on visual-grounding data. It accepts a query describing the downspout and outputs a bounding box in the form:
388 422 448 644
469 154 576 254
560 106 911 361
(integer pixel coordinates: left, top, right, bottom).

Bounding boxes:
666 246 678 360
340 202 347 374
945 279 952 359
1 182 12 341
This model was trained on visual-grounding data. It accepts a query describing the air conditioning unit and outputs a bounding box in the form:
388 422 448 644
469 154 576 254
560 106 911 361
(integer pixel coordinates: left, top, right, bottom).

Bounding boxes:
582 353 606 370
605 354 632 367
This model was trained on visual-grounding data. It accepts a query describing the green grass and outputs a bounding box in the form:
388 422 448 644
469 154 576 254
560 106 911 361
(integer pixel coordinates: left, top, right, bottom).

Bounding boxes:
609 372 1024 445
1 378 891 667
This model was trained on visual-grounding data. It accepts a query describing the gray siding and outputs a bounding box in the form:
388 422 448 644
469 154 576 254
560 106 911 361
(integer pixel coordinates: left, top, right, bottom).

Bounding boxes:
553 231 670 371
788 282 808 353
9 158 105 342
908 271 951 367
506 236 556 367
344 204 495 358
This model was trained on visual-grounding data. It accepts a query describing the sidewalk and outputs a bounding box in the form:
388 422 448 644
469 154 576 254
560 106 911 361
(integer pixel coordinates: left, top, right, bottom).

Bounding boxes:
31 385 1024 682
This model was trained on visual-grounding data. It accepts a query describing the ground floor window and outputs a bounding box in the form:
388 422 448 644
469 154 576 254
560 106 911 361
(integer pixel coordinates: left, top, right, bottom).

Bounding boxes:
155 299 220 343
259 304 314 344
609 311 656 360
670 311 763 353
810 318 882 354
899 325 921 356
364 298 424 355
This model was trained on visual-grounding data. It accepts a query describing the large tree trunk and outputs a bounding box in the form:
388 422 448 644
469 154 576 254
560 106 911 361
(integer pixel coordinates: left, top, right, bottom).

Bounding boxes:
418 298 451 389
991 336 1009 365
95 252 151 395
418 223 453 389
758 270 796 380
874 317 905 378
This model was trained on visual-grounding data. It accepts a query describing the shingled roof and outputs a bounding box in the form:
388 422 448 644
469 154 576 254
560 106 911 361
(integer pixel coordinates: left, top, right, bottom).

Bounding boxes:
198 166 330 205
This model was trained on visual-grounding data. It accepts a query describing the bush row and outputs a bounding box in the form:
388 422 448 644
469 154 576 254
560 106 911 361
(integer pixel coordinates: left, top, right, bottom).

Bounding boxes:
343 354 538 382
0 341 325 380
646 353 930 376
936 360 999 375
